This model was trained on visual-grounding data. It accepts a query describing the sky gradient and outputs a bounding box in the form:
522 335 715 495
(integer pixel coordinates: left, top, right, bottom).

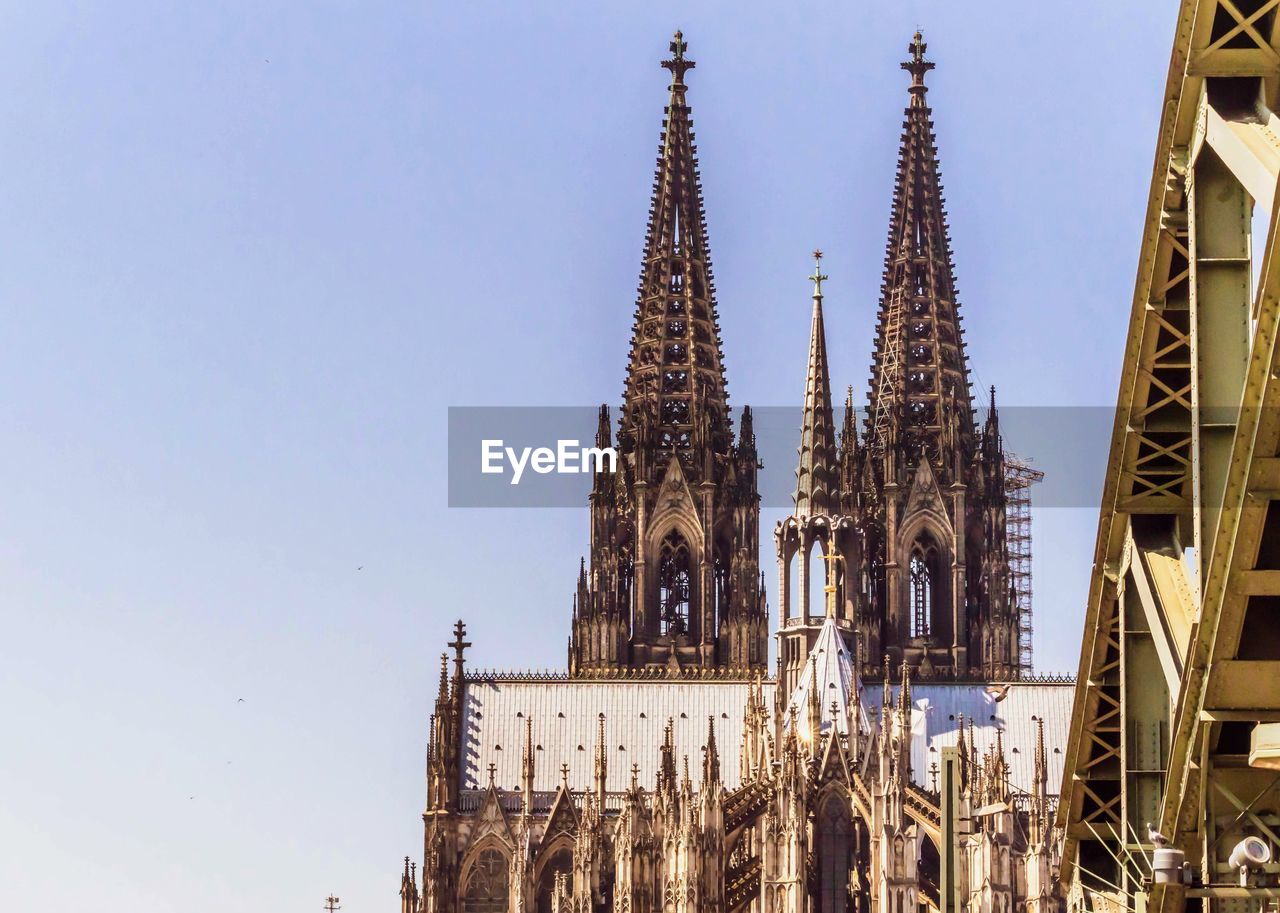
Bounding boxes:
1 2 1173 910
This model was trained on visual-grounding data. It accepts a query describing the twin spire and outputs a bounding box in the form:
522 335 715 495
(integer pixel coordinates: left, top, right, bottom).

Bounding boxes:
865 29 974 465
621 31 731 470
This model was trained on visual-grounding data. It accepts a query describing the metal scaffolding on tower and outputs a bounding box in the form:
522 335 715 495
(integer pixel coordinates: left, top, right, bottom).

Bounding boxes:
1004 454 1042 672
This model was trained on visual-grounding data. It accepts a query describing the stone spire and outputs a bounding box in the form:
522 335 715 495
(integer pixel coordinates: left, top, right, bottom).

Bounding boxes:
865 30 974 468
794 250 839 517
851 33 1016 682
573 32 767 677
620 30 731 471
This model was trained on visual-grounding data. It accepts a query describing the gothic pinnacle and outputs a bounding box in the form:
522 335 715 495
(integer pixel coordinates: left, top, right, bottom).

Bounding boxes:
703 715 720 785
795 249 838 517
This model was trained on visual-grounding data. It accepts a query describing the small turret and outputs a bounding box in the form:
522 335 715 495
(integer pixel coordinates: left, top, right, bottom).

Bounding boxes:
521 716 535 818
594 713 608 806
702 715 721 787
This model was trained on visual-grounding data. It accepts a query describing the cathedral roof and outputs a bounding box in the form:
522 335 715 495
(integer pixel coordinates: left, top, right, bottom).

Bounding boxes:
861 681 1074 794
452 673 1072 809
459 678 766 795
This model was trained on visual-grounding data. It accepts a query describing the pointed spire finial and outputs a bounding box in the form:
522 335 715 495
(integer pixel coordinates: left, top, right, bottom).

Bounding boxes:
902 30 934 90
810 249 828 299
661 30 695 85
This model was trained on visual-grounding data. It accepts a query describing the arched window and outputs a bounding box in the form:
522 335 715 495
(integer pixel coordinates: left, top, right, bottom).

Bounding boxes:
809 540 828 617
818 796 853 913
462 848 509 913
658 531 692 636
535 848 572 913
909 546 934 638
714 543 730 632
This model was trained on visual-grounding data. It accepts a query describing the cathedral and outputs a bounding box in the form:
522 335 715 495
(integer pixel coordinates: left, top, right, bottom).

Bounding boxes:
403 32 1074 913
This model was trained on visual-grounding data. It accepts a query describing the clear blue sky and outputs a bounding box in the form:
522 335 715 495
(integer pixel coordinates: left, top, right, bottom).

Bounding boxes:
1 2 1172 910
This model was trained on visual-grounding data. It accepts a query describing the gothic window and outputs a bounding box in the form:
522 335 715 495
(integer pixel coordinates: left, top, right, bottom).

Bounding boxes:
818 797 853 913
665 342 687 362
668 262 685 294
462 848 509 913
535 848 572 913
658 531 692 636
662 370 689 393
910 546 935 638
666 297 686 315
667 319 687 337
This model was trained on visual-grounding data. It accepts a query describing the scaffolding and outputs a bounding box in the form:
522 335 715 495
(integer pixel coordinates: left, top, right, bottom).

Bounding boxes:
1004 454 1043 672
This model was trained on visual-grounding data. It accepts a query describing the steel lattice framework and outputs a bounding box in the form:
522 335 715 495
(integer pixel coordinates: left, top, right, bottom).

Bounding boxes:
1058 4 1280 913
1005 455 1043 672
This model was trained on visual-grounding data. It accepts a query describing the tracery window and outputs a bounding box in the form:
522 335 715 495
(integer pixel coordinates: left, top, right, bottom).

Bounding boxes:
818 797 853 913
462 848 509 913
658 531 692 636
910 546 934 638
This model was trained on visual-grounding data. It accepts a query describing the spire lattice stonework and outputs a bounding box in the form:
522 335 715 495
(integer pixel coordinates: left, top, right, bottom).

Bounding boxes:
571 33 767 677
866 30 973 469
621 30 732 469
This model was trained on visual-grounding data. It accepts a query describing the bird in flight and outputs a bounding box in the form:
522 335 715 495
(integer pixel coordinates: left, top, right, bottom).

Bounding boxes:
984 684 1012 703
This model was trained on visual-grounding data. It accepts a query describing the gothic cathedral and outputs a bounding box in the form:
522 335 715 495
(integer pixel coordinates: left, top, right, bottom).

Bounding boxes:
404 31 1073 913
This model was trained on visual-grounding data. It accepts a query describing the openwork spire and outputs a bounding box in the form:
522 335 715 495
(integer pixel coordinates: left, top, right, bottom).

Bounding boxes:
621 31 731 475
794 250 839 517
865 31 974 469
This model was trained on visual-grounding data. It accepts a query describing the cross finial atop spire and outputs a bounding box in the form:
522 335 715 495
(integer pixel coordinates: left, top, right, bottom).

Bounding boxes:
662 30 695 85
810 249 828 299
901 30 934 90
448 619 471 686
